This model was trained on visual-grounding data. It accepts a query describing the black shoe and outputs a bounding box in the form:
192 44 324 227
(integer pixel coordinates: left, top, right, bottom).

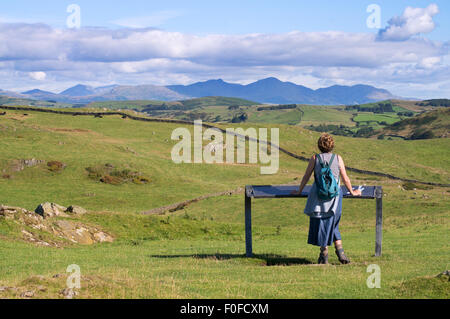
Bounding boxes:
318 251 328 264
335 248 350 264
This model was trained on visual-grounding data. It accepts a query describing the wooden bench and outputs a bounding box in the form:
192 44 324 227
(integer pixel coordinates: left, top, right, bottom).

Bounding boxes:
244 185 383 257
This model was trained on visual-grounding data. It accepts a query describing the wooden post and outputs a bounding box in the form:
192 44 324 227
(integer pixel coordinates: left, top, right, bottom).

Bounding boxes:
375 186 383 257
245 189 253 257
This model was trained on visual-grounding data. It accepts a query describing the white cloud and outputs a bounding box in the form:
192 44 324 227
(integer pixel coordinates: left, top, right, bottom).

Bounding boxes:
378 4 439 41
0 5 448 99
0 25 445 68
29 71 46 81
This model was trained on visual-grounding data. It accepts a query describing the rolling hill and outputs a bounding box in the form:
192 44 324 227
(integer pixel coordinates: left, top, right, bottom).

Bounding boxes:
85 96 259 111
375 108 450 139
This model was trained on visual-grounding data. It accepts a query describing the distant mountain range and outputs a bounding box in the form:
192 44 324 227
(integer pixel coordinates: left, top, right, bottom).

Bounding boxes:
168 78 400 105
0 77 403 105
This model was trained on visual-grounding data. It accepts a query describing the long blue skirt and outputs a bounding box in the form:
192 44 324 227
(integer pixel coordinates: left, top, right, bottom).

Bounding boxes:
307 191 343 247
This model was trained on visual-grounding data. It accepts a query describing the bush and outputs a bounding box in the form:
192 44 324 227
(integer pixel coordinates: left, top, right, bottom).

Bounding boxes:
257 104 296 111
231 113 248 123
86 164 151 185
100 175 124 185
417 99 450 107
410 129 435 140
47 161 66 172
354 126 374 138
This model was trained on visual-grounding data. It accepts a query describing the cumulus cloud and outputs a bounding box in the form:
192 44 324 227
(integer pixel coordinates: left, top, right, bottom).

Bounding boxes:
29 71 46 81
0 24 445 68
378 4 439 41
0 6 448 98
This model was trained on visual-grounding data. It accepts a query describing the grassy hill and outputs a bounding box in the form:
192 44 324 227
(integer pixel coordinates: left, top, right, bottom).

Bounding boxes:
83 99 448 142
86 96 259 112
0 106 449 298
0 95 79 108
375 108 450 139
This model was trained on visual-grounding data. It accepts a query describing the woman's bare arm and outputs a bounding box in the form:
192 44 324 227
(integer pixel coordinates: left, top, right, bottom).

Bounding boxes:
291 155 316 195
338 156 361 196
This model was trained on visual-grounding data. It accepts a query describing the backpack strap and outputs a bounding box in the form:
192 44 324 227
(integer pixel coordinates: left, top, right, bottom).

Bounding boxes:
328 153 336 167
316 153 324 167
333 154 341 186
317 153 335 167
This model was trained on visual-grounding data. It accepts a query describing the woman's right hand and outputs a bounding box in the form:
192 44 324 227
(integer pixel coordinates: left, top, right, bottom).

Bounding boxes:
352 189 362 196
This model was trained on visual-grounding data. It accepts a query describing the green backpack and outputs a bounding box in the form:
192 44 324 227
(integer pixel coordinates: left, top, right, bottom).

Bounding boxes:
315 153 340 200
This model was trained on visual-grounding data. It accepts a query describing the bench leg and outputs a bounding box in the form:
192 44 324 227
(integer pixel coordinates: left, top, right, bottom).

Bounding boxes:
245 194 252 257
375 191 383 257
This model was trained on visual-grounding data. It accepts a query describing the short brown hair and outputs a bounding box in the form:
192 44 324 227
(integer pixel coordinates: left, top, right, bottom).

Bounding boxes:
317 133 335 153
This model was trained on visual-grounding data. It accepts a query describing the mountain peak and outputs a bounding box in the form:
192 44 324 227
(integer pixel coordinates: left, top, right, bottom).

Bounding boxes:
205 79 226 83
3 78 400 105
167 78 396 104
22 89 54 95
257 77 282 83
60 84 95 97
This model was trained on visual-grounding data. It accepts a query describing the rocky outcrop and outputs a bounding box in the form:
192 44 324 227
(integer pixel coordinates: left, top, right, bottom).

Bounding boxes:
51 220 112 245
0 204 113 246
35 203 69 218
66 205 87 215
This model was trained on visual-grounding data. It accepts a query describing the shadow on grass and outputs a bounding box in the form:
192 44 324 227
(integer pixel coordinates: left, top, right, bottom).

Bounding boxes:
149 253 313 266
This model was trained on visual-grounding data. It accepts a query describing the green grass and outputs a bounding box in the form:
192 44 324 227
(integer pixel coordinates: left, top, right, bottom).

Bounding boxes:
378 108 450 139
180 96 258 108
0 96 78 108
0 107 449 299
86 100 169 111
297 105 355 126
353 113 401 125
86 96 259 112
247 108 303 125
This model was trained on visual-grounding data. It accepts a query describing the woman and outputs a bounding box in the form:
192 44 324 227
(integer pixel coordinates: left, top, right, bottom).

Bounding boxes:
292 133 361 264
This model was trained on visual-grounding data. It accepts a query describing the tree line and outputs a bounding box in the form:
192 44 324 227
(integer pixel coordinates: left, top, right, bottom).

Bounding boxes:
345 102 394 113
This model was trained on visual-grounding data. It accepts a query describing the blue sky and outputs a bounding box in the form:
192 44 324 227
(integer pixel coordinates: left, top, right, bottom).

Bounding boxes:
1 0 449 38
0 1 449 98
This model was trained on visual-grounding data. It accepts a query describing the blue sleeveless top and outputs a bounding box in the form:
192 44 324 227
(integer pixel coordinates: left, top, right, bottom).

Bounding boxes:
304 153 341 218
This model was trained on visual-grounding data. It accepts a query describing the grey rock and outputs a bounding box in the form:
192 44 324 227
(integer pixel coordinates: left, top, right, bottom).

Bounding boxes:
66 205 87 215
60 288 78 299
35 202 68 218
20 290 35 298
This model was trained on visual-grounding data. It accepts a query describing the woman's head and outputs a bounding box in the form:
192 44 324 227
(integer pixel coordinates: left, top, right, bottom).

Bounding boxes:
317 133 335 153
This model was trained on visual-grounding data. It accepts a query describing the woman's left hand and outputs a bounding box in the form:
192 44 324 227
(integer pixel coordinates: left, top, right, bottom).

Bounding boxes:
291 189 301 195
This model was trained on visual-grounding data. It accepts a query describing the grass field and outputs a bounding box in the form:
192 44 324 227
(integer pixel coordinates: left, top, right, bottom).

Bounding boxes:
0 107 449 299
353 113 402 125
82 99 447 144
296 105 354 126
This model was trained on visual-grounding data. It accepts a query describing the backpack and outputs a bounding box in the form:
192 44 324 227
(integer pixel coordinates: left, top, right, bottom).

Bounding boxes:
315 153 340 200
